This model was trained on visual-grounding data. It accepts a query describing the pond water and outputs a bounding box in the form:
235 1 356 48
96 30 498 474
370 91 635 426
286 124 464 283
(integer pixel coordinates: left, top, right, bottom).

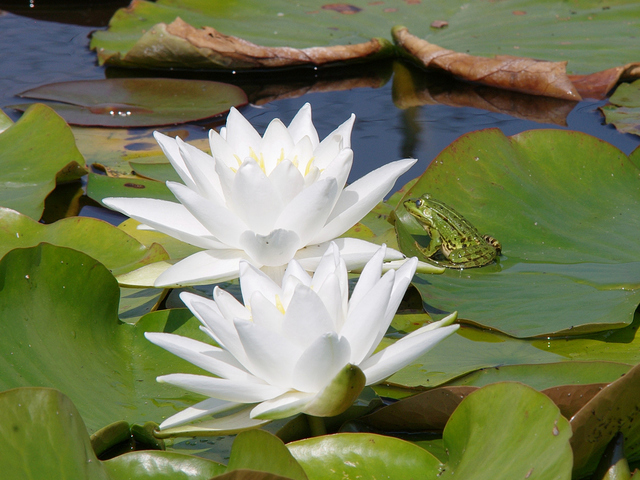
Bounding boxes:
1 7 639 207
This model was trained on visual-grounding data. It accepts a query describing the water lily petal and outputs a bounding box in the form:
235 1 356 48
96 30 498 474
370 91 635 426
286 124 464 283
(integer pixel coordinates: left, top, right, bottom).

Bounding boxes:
102 197 223 250
238 261 282 307
234 319 303 388
268 159 305 205
250 391 316 420
294 238 404 273
341 270 395 365
167 181 246 248
176 137 225 202
180 292 249 367
360 324 460 386
250 291 284 332
158 397 242 430
312 158 417 243
209 127 241 170
232 159 283 235
348 244 386 316
153 131 196 190
283 284 335 349
156 249 251 287
301 364 365 417
291 332 351 393
260 118 294 172
222 107 262 160
145 332 256 382
213 286 250 321
158 373 287 403
287 103 319 148
159 406 270 436
318 148 353 193
239 229 300 267
312 134 343 170
289 135 315 175
275 178 338 246
324 112 355 150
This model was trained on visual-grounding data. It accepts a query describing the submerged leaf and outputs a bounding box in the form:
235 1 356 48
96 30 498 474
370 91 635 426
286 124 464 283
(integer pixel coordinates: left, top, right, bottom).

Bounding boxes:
16 78 247 127
601 79 640 136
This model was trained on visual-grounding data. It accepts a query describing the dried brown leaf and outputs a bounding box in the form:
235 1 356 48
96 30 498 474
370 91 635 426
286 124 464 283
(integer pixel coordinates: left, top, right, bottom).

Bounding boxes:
569 62 640 100
164 17 386 69
393 26 582 101
541 384 606 420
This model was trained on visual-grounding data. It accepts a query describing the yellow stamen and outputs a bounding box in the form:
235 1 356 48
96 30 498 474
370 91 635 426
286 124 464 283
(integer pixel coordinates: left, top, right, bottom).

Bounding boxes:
234 154 242 167
275 295 286 315
304 157 315 177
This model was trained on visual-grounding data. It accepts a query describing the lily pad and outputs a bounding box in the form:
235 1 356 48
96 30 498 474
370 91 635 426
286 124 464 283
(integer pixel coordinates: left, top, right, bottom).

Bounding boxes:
16 78 247 127
394 128 640 337
0 387 226 480
0 207 169 277
0 243 214 433
0 108 12 133
91 0 640 74
601 79 640 136
87 173 176 206
571 362 640 478
0 103 86 220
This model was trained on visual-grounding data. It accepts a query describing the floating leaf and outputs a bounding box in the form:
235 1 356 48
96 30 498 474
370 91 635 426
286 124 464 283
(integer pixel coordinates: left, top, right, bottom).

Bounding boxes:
394 128 640 338
0 103 86 220
0 244 212 433
91 0 640 75
0 387 226 480
16 78 247 127
571 363 640 478
0 207 169 277
87 173 176 206
228 430 308 480
441 383 572 479
0 108 12 133
601 79 640 136
393 26 581 100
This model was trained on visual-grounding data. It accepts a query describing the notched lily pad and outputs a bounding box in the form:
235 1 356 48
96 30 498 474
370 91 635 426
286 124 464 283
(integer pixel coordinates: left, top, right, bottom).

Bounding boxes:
0 103 87 220
394 128 640 338
16 78 248 127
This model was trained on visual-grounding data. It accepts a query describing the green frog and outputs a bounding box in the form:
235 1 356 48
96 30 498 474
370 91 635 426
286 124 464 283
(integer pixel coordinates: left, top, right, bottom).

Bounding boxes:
403 193 501 268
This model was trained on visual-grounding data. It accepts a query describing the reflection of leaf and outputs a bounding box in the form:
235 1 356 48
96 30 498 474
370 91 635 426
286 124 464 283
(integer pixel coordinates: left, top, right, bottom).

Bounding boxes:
0 104 86 220
393 26 581 101
15 78 247 127
601 79 640 136
394 128 640 338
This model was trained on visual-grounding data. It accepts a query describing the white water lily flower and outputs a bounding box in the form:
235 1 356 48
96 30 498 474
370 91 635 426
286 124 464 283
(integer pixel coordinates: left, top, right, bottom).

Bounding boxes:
103 103 417 286
145 243 459 432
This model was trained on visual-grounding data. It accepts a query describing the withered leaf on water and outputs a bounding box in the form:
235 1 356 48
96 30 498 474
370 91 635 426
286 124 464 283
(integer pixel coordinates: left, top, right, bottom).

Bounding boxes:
123 18 392 70
392 26 582 101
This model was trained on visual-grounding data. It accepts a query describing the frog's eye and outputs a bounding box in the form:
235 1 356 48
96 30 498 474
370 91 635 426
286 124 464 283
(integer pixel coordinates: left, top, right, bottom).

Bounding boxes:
415 199 423 208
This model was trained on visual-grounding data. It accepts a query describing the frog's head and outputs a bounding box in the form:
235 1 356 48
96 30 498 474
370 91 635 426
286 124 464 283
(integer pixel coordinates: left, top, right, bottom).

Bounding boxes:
404 194 436 227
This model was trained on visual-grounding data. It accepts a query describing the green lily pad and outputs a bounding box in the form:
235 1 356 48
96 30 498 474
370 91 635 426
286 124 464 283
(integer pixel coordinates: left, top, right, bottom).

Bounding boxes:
0 108 12 133
118 219 203 260
0 103 87 220
441 382 572 479
383 311 640 391
130 161 183 183
571 362 640 478
601 79 640 136
0 244 214 433
228 430 308 480
91 0 640 74
288 432 443 479
0 387 226 480
394 128 640 337
118 287 167 324
15 79 247 127
87 173 177 206
73 126 208 177
0 207 169 277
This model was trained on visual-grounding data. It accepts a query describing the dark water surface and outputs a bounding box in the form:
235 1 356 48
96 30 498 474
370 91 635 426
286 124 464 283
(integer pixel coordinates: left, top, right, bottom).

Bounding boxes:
1 7 639 193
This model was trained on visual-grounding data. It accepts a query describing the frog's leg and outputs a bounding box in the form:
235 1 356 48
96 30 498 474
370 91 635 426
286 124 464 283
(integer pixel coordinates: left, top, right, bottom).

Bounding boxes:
447 243 497 268
413 230 443 260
